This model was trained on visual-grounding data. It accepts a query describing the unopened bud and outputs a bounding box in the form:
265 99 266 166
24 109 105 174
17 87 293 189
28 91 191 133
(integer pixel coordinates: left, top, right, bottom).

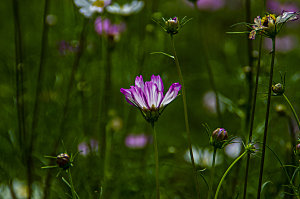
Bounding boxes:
165 17 179 35
272 83 284 95
210 128 228 149
56 153 70 170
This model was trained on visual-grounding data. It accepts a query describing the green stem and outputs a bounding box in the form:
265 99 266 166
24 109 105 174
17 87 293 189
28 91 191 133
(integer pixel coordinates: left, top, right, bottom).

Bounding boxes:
243 35 263 199
68 169 76 199
215 151 247 199
151 122 160 199
207 148 217 199
170 35 200 199
256 38 276 199
283 94 300 130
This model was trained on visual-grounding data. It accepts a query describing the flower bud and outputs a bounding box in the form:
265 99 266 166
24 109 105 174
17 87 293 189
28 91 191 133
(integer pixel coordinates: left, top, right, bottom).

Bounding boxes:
56 153 70 170
272 83 284 95
165 17 179 35
210 128 228 149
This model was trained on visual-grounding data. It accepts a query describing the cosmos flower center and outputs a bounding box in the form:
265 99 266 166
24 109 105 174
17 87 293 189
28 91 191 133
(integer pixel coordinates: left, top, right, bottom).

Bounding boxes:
92 0 105 8
261 14 276 27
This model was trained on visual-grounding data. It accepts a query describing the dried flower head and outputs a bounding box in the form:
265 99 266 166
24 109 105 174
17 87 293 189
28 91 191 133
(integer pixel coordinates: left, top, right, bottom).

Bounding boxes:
120 75 181 123
249 11 299 40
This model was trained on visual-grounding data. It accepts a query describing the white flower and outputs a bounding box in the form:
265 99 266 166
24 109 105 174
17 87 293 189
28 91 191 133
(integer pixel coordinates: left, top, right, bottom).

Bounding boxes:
224 138 242 159
106 1 144 16
184 146 223 167
74 0 111 18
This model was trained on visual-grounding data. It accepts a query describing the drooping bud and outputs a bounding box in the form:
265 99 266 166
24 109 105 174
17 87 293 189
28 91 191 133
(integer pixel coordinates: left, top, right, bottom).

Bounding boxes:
210 128 228 149
56 153 70 170
165 17 179 35
272 83 285 95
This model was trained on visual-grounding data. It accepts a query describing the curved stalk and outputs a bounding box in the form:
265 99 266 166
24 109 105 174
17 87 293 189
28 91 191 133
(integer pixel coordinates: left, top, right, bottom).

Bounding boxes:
170 35 200 199
214 151 247 199
283 94 300 130
151 122 160 199
68 169 76 199
207 148 217 199
243 35 263 199
256 38 276 199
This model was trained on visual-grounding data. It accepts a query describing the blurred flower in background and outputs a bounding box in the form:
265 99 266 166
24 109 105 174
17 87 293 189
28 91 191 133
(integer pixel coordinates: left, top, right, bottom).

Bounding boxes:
184 0 225 10
184 146 223 167
107 1 144 16
74 0 111 17
95 17 126 41
267 0 299 14
125 134 149 149
197 0 225 11
224 137 242 159
264 35 298 52
78 139 99 156
58 40 79 56
202 91 225 114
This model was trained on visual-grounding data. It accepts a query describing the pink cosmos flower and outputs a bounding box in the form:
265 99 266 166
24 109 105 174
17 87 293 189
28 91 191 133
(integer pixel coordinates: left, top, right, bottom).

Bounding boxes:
120 75 181 123
125 134 149 149
95 17 126 40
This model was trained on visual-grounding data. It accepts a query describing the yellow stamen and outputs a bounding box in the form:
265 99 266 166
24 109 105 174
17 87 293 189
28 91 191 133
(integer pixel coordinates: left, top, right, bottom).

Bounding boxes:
92 0 105 7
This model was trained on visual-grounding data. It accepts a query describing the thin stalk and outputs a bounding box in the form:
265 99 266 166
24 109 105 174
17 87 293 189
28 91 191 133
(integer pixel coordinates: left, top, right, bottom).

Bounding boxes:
98 40 113 197
256 38 276 199
245 0 254 131
28 0 50 198
151 122 160 199
283 94 300 130
214 151 247 199
207 148 217 199
243 35 263 199
42 19 88 199
170 35 201 199
68 169 76 199
12 0 26 149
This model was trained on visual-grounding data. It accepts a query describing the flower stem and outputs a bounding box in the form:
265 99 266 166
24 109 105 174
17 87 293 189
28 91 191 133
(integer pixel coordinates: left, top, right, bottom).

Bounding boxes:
170 35 201 199
207 148 217 199
283 94 300 130
243 35 263 199
42 19 88 199
256 38 276 199
151 122 160 199
214 151 247 199
68 169 76 199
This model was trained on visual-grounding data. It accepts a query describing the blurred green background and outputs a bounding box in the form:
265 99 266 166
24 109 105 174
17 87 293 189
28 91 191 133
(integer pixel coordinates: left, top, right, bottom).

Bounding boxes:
1 0 300 198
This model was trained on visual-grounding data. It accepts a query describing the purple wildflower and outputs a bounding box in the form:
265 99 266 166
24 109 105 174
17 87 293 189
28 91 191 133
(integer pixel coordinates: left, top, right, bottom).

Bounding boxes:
58 40 79 56
95 17 126 41
125 134 149 149
78 139 99 156
264 36 297 52
120 75 181 123
267 0 299 14
197 0 225 11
